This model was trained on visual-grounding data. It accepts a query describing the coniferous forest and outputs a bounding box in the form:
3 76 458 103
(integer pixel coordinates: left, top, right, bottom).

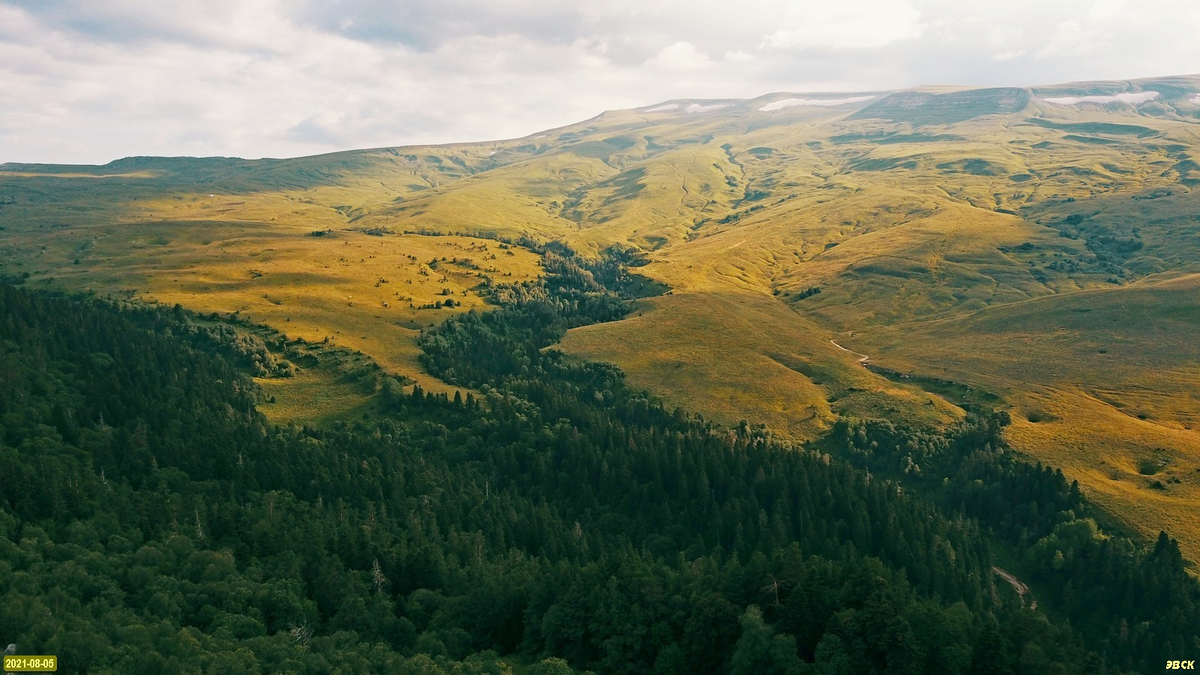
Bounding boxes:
1 250 1197 673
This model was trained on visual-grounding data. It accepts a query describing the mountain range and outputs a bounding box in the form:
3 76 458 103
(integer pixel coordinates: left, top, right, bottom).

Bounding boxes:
4 73 1200 561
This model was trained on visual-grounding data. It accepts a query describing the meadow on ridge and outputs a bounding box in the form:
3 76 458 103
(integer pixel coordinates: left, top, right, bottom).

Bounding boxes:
5 74 1200 559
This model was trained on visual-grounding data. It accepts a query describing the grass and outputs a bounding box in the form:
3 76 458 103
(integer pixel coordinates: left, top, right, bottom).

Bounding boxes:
1004 386 1200 562
844 271 1200 559
5 73 1200 559
865 365 1002 413
559 290 962 445
255 369 375 426
0 208 541 403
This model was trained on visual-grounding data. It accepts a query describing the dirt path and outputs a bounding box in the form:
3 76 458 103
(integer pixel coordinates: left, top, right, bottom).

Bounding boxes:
830 339 870 364
993 566 1037 610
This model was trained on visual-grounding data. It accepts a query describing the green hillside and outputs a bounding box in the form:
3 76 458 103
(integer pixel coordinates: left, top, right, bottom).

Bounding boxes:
5 74 1200 564
3 262 1197 673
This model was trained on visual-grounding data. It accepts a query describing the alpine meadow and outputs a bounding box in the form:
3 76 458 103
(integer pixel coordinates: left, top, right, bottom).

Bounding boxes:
4 73 1200 673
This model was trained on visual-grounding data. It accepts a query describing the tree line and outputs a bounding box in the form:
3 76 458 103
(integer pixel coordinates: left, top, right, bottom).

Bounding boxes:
0 246 1188 673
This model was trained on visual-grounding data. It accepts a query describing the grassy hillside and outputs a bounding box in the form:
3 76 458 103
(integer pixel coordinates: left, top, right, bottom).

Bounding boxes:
5 74 1200 559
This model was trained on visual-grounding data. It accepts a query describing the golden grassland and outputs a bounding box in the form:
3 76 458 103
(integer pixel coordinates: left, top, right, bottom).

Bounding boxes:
559 290 962 444
0 206 541 413
1006 386 1200 563
843 271 1200 559
554 82 1200 554
5 75 1200 555
254 369 375 426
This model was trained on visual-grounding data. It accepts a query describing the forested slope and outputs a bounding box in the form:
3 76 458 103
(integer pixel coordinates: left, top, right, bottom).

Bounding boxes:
8 77 1200 564
0 253 1195 672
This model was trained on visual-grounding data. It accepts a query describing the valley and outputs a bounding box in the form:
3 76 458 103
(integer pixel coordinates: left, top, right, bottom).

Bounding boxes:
4 74 1200 563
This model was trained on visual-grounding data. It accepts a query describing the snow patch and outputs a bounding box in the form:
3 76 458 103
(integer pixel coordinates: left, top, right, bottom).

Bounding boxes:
685 103 727 113
1042 91 1160 106
758 96 874 112
644 103 679 112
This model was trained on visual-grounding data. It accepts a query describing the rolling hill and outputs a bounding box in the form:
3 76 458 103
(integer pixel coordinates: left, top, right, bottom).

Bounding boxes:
4 73 1200 560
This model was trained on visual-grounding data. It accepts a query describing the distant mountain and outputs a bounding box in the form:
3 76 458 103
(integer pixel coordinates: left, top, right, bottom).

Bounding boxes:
4 74 1200 561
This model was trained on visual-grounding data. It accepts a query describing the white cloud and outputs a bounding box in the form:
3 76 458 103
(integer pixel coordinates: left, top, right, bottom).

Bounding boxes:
645 41 713 71
992 50 1026 62
987 26 1024 50
1035 20 1103 59
2 0 1200 164
1086 0 1127 19
762 1 921 50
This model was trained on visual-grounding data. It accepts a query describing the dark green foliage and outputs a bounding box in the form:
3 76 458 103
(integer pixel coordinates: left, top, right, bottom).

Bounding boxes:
851 88 1030 125
829 132 964 145
1026 118 1157 137
936 158 1008 177
0 259 1149 673
850 156 920 172
1137 458 1161 476
1063 134 1120 145
1042 211 1145 278
832 413 1200 673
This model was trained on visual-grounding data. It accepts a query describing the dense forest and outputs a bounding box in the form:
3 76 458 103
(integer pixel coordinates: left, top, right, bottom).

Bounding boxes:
0 249 1195 673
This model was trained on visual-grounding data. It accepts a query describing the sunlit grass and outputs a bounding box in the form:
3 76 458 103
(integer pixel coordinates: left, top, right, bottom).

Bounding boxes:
6 75 1200 557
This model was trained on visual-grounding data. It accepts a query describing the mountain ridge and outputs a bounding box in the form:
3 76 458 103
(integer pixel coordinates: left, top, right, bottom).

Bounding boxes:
5 73 1200 560
6 72 1198 171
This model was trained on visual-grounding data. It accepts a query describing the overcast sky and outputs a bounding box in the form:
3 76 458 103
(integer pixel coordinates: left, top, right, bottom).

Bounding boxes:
2 0 1198 164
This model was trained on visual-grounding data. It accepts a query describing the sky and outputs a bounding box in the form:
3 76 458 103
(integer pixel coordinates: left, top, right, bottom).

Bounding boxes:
2 0 1199 164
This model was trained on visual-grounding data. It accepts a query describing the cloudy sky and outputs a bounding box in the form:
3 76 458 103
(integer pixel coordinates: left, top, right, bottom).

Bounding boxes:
2 0 1198 164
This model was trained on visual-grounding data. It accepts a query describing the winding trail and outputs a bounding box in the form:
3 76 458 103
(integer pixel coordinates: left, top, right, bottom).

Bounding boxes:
829 337 1035 612
830 339 870 365
993 566 1037 610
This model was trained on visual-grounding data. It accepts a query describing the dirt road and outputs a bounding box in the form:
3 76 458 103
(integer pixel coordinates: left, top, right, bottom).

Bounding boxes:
830 339 870 364
993 566 1037 610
